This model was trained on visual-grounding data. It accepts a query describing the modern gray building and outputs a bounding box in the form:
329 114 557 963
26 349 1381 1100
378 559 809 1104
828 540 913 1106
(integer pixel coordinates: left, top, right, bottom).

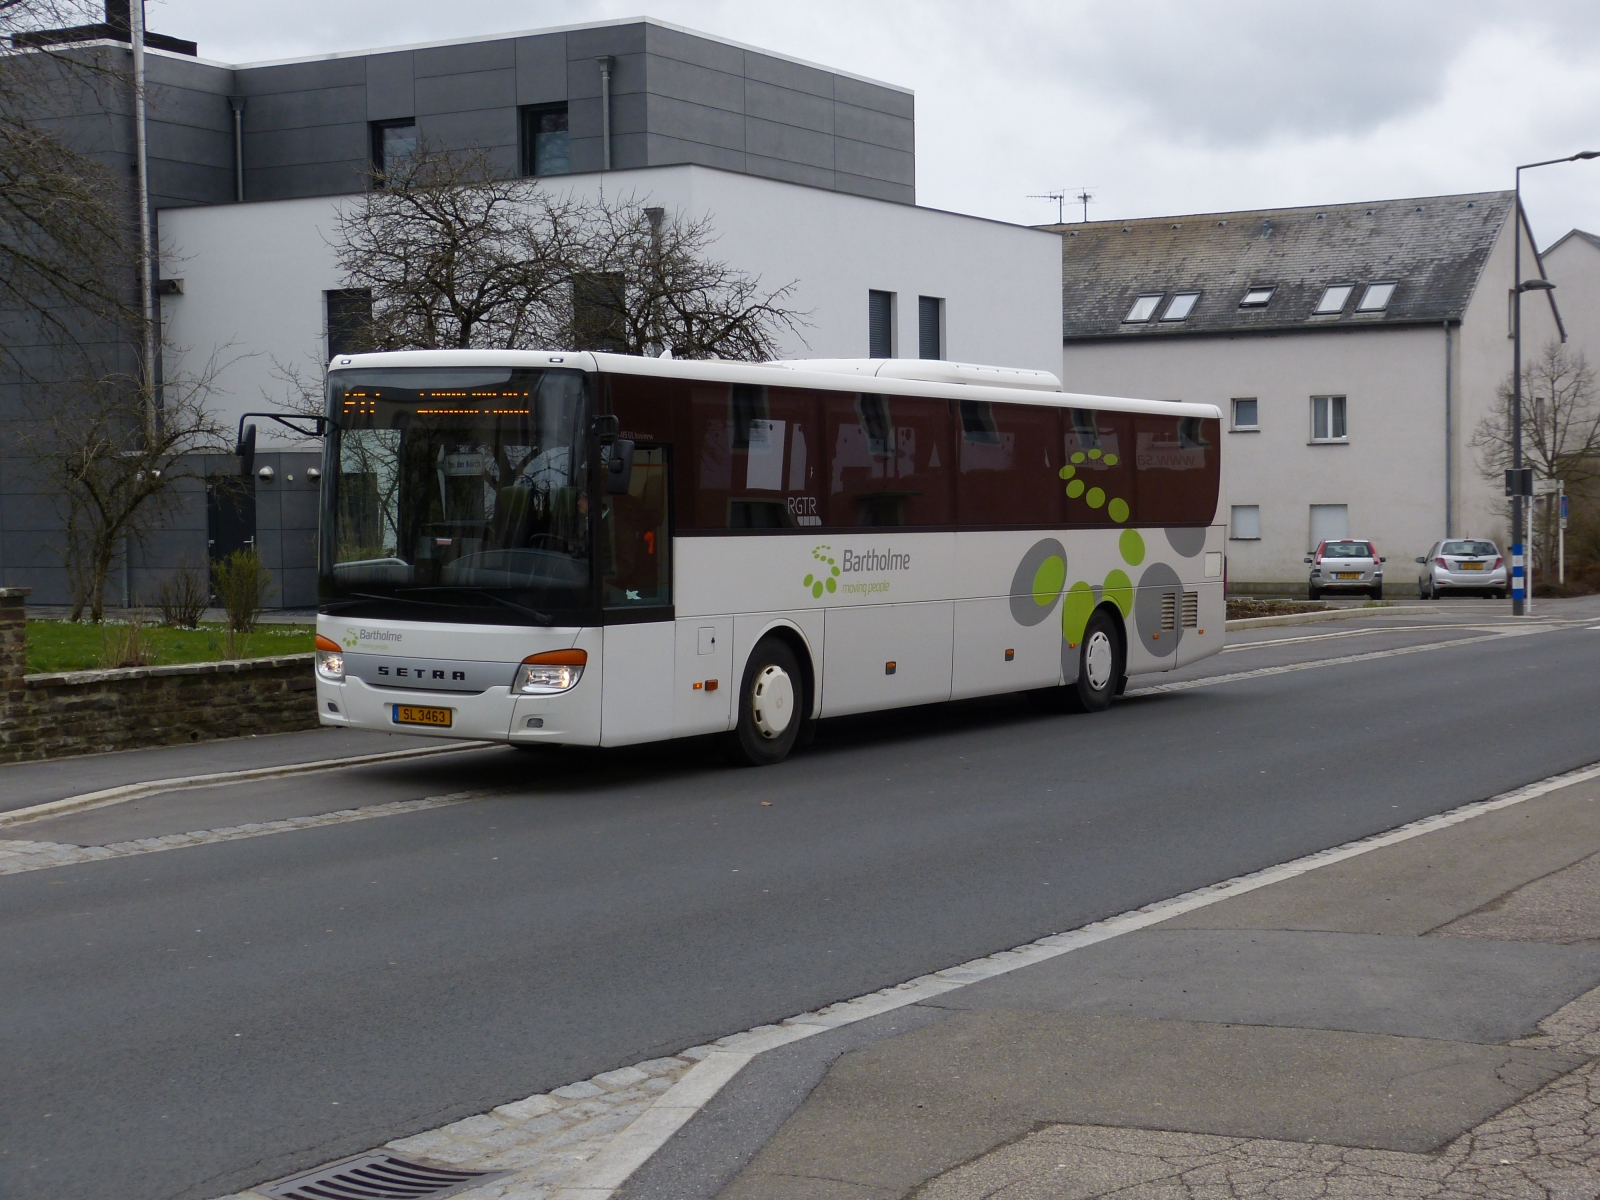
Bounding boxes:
3 8 918 607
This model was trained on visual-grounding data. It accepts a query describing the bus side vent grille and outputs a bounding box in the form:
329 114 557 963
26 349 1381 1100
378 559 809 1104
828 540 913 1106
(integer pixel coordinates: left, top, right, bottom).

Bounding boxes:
1160 593 1177 631
260 1153 509 1200
1181 591 1199 628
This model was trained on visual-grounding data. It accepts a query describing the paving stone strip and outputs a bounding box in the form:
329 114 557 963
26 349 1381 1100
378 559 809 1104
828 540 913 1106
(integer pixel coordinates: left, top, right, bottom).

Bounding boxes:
921 982 1600 1200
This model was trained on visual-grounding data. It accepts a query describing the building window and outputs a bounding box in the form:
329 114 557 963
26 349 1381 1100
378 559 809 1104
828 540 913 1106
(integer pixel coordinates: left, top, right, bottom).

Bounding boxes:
918 296 944 359
1356 282 1396 311
1230 504 1260 540
370 119 416 182
325 289 373 358
1231 398 1259 430
1309 503 1349 548
868 290 895 358
572 273 627 352
1162 291 1200 321
1314 284 1353 314
1239 286 1275 308
1311 395 1347 442
1124 293 1163 322
520 104 570 176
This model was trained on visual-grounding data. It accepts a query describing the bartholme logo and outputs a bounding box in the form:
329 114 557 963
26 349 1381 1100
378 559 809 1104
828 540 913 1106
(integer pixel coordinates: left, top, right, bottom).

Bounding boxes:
841 547 911 573
802 545 839 598
345 628 403 650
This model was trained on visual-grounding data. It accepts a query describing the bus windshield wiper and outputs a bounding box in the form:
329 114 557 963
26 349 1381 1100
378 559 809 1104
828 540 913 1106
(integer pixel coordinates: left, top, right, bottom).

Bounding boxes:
393 587 554 624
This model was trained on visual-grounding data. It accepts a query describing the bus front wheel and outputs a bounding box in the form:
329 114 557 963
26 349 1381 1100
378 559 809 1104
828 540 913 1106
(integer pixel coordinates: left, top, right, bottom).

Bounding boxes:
1069 609 1122 712
732 638 804 766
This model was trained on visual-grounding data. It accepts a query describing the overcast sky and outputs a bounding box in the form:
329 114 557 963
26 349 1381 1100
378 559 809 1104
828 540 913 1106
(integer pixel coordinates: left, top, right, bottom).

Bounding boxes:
152 0 1600 250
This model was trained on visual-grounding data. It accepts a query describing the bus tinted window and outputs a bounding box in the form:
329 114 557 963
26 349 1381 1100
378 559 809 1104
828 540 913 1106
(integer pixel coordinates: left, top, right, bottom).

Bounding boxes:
957 400 1065 526
1060 410 1135 526
684 383 823 529
1134 415 1220 525
825 392 953 527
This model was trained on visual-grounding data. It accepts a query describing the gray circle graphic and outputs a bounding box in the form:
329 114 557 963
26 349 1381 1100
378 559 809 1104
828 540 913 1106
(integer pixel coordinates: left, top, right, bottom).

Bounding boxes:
1165 527 1207 558
1134 561 1183 657
1009 538 1068 626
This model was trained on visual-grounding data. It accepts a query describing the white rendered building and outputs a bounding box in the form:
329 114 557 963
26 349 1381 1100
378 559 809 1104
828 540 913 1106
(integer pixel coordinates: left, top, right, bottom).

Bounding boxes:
1050 193 1564 594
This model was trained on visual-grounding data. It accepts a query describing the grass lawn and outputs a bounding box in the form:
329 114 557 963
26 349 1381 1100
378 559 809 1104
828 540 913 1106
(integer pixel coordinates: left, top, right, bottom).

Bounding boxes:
25 621 316 674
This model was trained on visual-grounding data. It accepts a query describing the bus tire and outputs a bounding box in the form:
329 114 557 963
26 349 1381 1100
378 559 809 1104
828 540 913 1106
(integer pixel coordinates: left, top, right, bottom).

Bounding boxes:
731 638 803 766
1068 608 1122 713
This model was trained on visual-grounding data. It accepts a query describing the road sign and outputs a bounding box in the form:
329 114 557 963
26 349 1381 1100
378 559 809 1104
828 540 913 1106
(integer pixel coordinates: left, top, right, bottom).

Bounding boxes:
1561 492 1569 529
1534 477 1562 495
1505 467 1534 496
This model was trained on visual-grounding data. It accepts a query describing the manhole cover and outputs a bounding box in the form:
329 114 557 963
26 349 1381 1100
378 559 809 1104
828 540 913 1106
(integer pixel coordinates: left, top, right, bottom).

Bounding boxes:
258 1152 510 1200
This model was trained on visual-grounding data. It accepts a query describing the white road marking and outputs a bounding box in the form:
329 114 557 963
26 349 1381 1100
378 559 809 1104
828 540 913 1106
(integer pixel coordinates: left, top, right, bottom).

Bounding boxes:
1131 624 1552 697
0 741 495 829
1223 622 1529 652
0 791 495 876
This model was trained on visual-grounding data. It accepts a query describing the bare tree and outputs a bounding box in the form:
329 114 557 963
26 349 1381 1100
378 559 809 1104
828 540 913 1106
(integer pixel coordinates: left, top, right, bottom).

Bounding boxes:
23 361 226 621
330 144 805 361
0 2 142 380
1473 340 1600 573
564 196 805 360
333 144 582 351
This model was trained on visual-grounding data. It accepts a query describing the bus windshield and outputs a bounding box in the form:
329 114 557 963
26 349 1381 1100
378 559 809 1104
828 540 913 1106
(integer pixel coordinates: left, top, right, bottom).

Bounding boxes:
321 367 590 620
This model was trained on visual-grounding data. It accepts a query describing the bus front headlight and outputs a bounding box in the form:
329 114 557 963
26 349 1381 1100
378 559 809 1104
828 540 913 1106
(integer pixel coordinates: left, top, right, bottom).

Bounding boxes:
515 649 587 694
315 635 345 681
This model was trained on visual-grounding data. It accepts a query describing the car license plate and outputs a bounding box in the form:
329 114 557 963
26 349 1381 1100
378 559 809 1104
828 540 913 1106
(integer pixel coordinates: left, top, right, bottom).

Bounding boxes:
1459 562 1484 570
1336 572 1360 580
394 705 452 727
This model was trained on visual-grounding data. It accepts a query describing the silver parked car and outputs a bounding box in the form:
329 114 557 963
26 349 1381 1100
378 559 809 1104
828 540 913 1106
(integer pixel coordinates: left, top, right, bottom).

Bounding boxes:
1416 538 1506 599
1304 539 1385 600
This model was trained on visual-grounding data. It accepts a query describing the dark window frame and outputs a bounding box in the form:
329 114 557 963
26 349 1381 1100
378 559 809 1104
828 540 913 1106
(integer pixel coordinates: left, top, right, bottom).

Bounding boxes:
370 118 417 184
868 290 895 358
918 295 944 359
519 103 571 177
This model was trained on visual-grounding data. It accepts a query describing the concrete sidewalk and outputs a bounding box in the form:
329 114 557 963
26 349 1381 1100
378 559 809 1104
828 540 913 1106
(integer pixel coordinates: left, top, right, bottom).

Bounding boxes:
623 771 1600 1199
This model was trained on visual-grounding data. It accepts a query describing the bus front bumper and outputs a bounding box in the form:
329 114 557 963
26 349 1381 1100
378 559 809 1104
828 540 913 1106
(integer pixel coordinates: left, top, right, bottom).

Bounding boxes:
316 674 602 746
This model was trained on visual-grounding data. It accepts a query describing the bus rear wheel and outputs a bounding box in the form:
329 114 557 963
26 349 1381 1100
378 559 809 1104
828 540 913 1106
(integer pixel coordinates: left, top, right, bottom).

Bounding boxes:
1069 610 1123 712
732 638 804 766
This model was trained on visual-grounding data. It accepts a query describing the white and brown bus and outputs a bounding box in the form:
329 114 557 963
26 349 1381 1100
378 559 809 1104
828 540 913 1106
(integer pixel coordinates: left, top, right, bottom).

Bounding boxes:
309 351 1222 764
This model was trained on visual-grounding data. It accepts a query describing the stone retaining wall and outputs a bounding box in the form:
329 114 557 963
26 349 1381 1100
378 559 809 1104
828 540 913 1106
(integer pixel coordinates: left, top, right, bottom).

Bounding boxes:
0 588 318 764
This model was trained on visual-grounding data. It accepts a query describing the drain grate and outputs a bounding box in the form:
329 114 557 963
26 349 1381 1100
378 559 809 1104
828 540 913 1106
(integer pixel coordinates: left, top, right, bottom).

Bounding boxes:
259 1152 510 1200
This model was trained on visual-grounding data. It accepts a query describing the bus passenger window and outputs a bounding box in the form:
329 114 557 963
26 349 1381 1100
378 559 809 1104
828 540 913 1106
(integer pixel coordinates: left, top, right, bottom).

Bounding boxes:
1133 415 1220 525
825 393 953 527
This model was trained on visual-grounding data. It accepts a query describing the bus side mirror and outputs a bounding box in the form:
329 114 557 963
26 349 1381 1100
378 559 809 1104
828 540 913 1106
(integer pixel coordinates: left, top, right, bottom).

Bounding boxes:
604 439 635 495
236 423 257 478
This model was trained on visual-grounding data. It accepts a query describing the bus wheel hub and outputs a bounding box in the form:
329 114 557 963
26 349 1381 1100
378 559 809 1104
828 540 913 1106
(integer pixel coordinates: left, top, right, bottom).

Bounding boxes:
751 665 794 738
1084 631 1114 690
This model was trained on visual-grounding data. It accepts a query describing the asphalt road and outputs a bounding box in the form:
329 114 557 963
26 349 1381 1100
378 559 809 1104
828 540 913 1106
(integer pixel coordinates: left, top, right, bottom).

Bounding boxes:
3 601 1598 1200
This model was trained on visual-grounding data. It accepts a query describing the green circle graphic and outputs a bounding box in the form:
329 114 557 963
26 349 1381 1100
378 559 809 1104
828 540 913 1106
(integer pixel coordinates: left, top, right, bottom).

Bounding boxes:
1103 568 1133 617
1119 528 1146 565
1032 555 1066 606
1086 487 1106 509
825 577 837 593
1066 479 1085 498
1061 581 1096 646
1108 497 1130 523
1104 453 1119 466
1071 451 1086 464
812 581 824 598
1059 465 1076 480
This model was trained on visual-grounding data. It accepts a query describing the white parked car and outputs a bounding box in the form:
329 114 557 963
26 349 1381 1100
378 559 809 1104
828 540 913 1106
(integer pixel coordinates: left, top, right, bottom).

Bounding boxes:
1304 539 1385 600
1416 539 1506 599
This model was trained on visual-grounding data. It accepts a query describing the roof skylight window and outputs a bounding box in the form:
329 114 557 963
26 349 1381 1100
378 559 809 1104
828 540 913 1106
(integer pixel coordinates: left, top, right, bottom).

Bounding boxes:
1314 284 1353 314
1162 292 1200 321
1124 294 1163 323
1357 282 1396 311
1240 286 1275 308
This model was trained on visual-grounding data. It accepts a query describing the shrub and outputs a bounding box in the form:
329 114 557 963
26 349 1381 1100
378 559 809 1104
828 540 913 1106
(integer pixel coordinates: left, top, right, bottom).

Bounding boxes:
156 565 209 628
213 548 272 636
100 616 153 668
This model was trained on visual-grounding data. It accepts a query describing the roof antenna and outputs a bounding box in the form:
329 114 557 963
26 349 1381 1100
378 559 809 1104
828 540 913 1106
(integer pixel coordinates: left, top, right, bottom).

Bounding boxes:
1074 187 1094 222
1028 190 1067 223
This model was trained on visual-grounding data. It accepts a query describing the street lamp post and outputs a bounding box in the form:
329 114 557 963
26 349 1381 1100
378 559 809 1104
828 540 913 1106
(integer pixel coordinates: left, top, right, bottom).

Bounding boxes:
1511 151 1599 615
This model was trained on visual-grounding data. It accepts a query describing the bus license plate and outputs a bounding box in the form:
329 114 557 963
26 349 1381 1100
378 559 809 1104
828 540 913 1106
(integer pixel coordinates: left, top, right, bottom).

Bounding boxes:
1460 562 1484 570
394 705 452 728
1336 572 1360 580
